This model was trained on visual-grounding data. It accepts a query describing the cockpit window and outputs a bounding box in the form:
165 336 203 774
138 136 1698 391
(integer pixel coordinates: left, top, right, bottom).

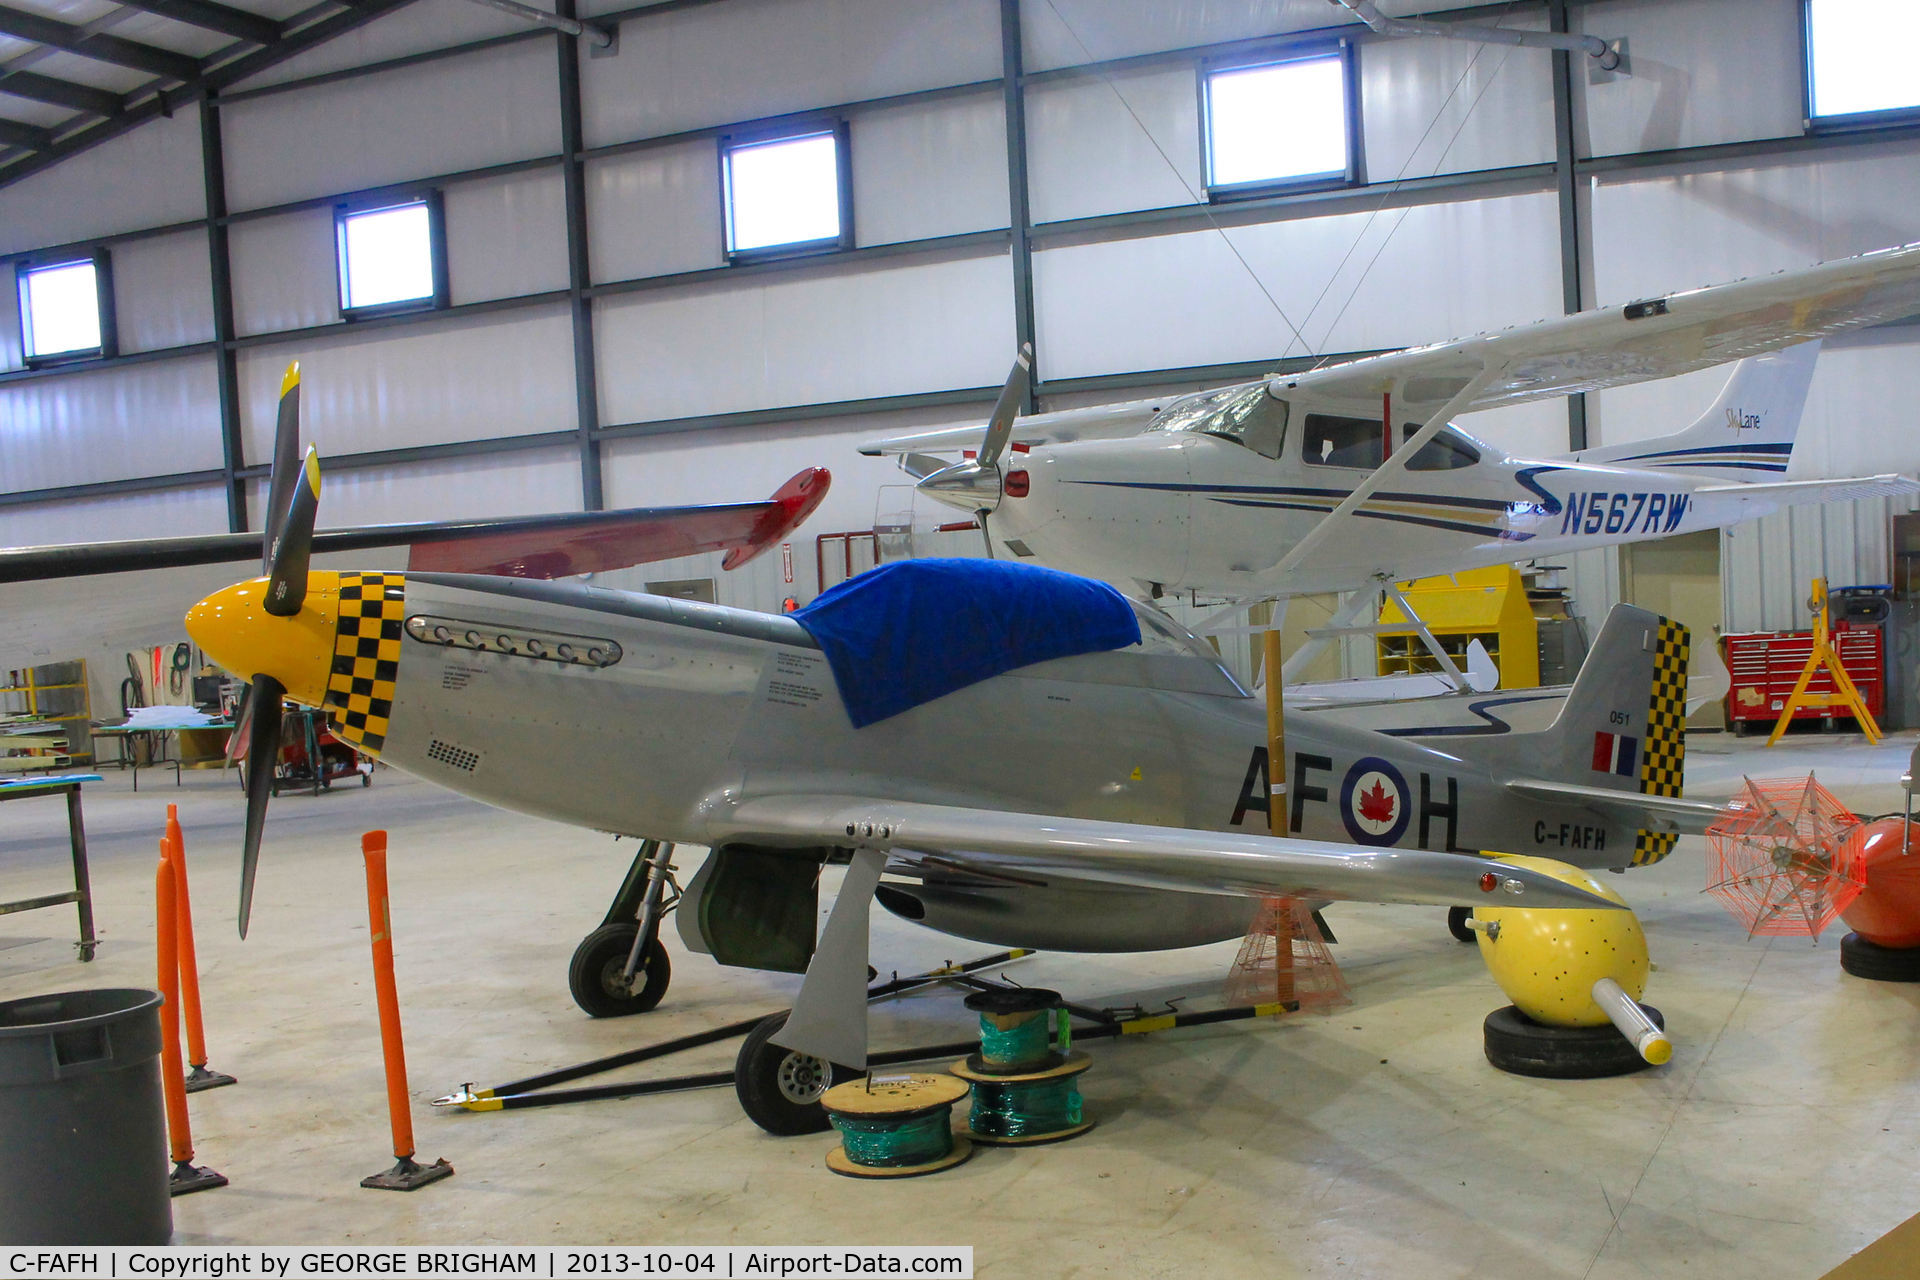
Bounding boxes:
1301 412 1481 470
1402 422 1481 471
1148 382 1287 460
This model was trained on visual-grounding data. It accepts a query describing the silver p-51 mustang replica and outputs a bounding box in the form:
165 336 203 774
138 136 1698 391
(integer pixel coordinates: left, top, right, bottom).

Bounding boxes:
867 244 1920 602
186 422 1715 1126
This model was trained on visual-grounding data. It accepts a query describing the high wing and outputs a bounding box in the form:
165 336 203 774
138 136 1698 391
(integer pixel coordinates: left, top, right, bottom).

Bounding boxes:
710 794 1621 910
1282 241 1920 419
0 468 829 584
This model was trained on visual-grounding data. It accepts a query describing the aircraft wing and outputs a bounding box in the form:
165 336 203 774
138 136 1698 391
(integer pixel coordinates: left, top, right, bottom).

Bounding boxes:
709 794 1622 910
1282 241 1920 418
0 468 829 583
858 396 1168 457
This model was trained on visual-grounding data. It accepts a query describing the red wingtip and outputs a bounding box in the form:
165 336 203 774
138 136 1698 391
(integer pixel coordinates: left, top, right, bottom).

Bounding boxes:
721 468 832 571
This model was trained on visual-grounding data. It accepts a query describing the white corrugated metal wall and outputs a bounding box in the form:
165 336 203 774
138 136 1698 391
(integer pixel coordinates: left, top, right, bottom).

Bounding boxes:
1 0 1916 646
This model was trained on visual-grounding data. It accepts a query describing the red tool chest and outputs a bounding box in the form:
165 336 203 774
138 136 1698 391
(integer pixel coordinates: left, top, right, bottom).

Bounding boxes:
1722 627 1885 730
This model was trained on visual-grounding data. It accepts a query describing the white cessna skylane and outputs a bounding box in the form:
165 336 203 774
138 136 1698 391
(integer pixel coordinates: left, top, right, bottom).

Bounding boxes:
867 244 1920 622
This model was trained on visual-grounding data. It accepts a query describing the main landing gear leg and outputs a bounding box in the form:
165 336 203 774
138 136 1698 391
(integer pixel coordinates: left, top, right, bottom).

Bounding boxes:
569 839 680 1018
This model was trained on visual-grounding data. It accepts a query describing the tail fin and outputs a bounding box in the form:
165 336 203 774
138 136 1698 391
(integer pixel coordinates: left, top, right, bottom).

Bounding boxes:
1543 606 1692 864
1571 340 1819 481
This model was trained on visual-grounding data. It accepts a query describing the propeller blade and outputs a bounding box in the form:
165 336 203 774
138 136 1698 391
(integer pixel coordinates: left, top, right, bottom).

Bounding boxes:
261 362 302 574
977 343 1032 470
263 447 320 618
238 674 284 939
978 512 994 560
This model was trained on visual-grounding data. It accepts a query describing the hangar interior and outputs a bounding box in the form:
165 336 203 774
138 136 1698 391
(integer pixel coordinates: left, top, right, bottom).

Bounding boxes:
2 0 1920 1272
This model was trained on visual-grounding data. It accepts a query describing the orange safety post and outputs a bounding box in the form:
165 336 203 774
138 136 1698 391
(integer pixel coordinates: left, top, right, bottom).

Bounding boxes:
157 843 225 1195
359 830 453 1192
165 806 235 1092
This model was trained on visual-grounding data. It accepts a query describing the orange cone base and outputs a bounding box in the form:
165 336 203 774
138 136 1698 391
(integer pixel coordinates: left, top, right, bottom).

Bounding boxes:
361 1156 454 1192
184 1065 237 1093
170 1162 229 1196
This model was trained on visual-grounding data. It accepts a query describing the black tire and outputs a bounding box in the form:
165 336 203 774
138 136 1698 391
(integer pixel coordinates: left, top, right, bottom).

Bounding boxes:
734 1012 857 1136
568 924 670 1018
1447 906 1476 944
1483 1003 1665 1079
1839 932 1920 982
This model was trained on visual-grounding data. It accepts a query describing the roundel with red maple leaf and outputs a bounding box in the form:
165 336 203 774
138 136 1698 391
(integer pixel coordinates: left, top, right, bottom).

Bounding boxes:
1339 757 1410 846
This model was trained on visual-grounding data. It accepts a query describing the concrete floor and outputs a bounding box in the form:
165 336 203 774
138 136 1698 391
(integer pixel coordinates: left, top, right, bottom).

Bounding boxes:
3 730 1919 1277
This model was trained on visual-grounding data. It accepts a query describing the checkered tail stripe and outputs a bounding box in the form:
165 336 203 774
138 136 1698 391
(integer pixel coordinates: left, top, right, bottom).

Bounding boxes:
323 571 404 757
1631 617 1690 867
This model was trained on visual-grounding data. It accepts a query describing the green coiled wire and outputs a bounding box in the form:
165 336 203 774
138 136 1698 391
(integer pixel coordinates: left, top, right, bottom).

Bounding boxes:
977 1012 1052 1070
829 1108 956 1168
967 1076 1084 1140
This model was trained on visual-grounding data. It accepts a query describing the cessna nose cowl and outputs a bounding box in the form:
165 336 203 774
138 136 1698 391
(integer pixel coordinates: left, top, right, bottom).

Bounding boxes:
917 459 1003 513
186 574 342 707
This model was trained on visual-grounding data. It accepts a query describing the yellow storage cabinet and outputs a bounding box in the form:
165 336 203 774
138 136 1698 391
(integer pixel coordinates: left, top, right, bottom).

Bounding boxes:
1376 566 1540 690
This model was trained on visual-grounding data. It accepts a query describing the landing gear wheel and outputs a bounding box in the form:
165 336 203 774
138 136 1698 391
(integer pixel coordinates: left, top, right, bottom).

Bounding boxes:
568 924 670 1018
1482 1004 1664 1079
735 1012 856 1136
1447 906 1475 944
1839 932 1920 982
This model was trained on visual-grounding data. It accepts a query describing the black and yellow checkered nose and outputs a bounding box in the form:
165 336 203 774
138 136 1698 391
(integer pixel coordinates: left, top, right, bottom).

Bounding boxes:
186 570 406 759
321 572 403 755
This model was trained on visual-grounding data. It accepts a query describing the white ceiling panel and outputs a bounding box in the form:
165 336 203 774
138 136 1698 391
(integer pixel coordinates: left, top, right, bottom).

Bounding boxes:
229 0 552 93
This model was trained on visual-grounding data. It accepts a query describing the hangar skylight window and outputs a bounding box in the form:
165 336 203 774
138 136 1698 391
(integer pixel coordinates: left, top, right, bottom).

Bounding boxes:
1806 0 1920 120
1203 50 1354 197
722 125 852 260
335 195 446 318
17 253 114 365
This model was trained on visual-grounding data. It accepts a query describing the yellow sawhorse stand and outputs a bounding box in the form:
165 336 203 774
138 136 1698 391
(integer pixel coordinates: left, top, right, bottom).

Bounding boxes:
1767 578 1882 747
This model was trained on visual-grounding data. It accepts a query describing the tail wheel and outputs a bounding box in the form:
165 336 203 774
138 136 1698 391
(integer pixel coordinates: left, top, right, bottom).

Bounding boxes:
1839 932 1920 982
1483 1004 1665 1079
568 923 670 1018
1447 906 1475 944
735 1012 856 1136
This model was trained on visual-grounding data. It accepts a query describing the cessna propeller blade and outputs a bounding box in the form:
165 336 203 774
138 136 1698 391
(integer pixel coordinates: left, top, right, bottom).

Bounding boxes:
978 343 1031 470
263 448 320 617
917 344 1033 559
237 673 285 939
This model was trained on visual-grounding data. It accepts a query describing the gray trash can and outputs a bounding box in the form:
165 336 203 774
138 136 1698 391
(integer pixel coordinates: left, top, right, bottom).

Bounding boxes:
0 988 171 1245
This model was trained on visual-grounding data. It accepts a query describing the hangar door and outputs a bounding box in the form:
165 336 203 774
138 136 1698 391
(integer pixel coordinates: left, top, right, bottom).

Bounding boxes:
1621 530 1723 729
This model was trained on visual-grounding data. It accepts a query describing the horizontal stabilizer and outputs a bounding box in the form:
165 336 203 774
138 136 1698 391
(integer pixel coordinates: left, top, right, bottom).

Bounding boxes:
1689 474 1920 503
1504 778 1722 833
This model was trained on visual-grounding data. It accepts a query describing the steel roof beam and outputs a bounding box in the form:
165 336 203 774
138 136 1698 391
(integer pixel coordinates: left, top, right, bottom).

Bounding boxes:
0 6 202 81
0 68 124 115
0 116 52 149
117 0 282 46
